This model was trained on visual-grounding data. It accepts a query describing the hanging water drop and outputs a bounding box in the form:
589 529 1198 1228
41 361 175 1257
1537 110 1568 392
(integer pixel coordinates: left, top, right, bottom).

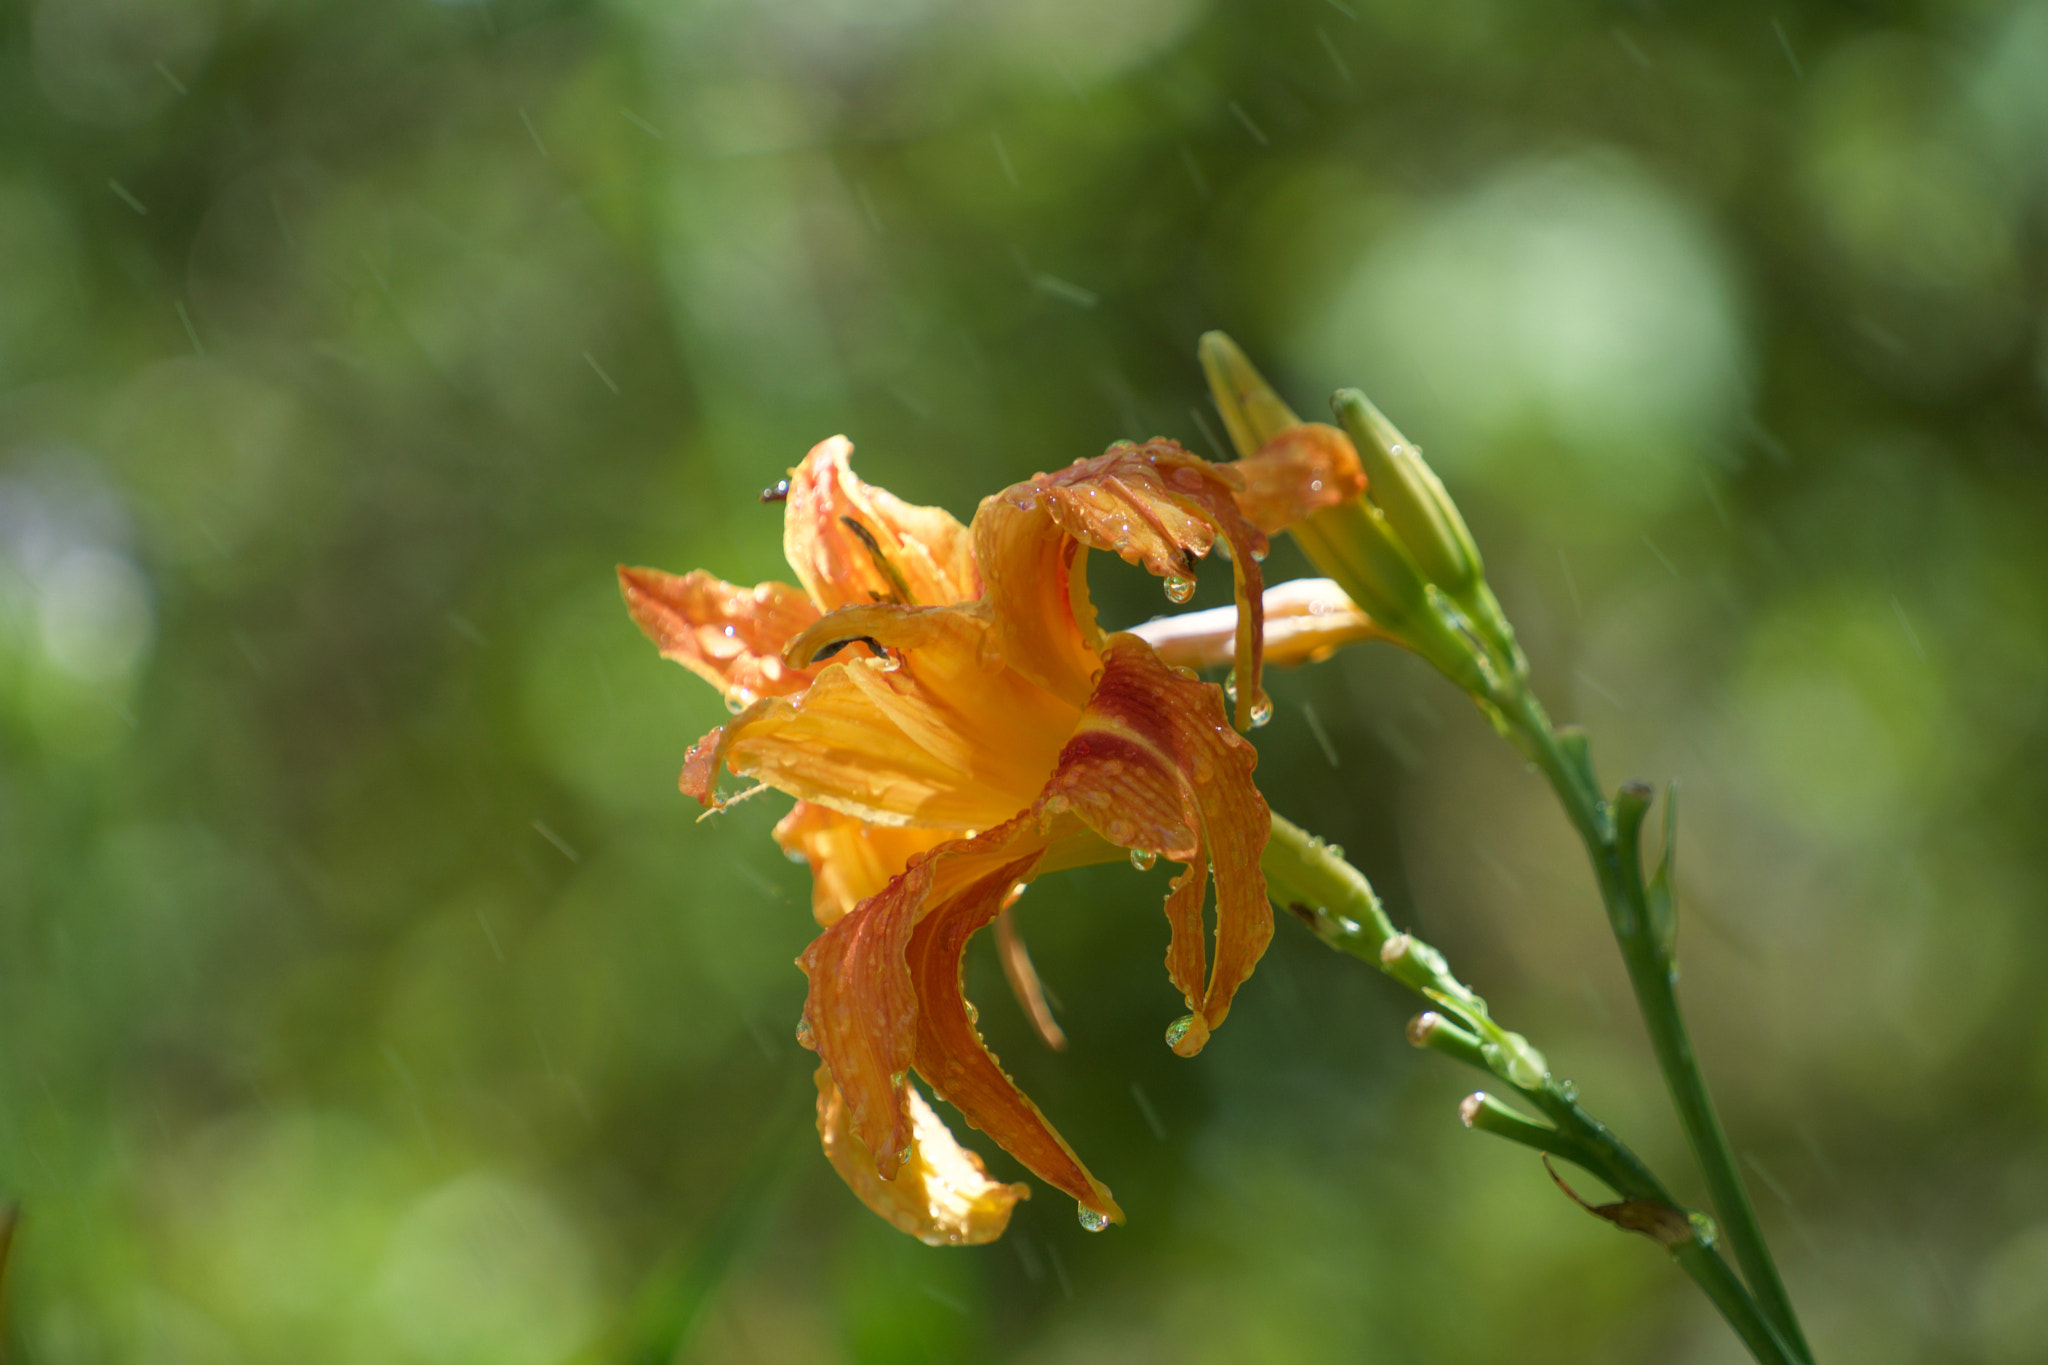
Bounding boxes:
1077 1205 1111 1233
725 690 751 715
1129 848 1158 872
1163 1013 1198 1050
1163 574 1196 605
1248 694 1273 728
1223 672 1239 706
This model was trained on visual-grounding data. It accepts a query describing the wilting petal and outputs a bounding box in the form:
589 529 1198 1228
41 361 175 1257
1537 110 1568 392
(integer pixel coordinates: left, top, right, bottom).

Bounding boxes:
1229 423 1367 536
902 829 1124 1222
776 802 960 926
703 605 1080 827
801 813 1123 1222
785 436 979 611
815 1065 1028 1247
1129 578 1382 671
1040 635 1273 1049
976 440 1271 729
618 566 821 706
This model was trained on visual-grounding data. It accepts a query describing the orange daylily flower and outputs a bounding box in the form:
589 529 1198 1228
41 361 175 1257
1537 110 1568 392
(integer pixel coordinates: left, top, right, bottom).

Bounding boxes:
623 434 1277 1241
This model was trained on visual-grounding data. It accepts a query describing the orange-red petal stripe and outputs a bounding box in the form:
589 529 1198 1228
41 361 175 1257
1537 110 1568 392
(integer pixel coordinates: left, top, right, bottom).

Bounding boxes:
1045 635 1274 1044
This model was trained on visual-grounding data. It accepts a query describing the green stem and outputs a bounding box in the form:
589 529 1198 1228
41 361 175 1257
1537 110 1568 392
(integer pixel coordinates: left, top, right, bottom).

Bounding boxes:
1262 816 1799 1365
1501 692 1813 1365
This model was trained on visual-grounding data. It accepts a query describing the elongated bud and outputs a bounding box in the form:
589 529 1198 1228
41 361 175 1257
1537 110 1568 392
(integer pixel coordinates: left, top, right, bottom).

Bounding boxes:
1199 331 1300 457
1332 389 1483 596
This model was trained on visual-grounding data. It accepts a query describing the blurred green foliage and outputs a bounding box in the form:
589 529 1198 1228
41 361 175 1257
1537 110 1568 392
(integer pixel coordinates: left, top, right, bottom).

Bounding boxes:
4 0 2048 1361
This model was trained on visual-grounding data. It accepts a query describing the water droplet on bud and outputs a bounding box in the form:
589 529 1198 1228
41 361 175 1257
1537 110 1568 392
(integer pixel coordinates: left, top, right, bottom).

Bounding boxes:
1129 848 1158 871
1163 574 1196 604
1077 1205 1111 1232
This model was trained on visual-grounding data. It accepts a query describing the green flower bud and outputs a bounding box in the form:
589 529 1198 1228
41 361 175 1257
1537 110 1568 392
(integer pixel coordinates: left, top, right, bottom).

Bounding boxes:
1331 388 1484 597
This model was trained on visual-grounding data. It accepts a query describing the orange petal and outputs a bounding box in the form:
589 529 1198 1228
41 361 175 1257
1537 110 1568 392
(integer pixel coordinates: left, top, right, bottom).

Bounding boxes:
815 1065 1029 1247
784 436 979 611
618 566 821 707
718 605 1080 829
799 813 1123 1223
1128 578 1382 671
1040 635 1273 1046
775 802 961 926
976 440 1271 729
903 829 1124 1223
1229 423 1367 536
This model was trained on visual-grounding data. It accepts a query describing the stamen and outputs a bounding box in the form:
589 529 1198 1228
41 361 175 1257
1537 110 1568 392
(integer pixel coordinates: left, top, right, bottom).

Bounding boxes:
694 779 774 821
838 514 918 605
995 902 1068 1052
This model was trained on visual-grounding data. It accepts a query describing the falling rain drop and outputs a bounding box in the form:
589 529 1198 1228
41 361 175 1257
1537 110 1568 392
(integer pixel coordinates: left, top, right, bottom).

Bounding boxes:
1077 1205 1111 1233
1163 574 1196 605
1129 848 1158 872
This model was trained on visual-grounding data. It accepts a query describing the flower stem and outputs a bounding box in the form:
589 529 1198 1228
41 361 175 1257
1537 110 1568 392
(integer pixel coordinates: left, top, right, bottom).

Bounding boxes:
1262 815 1801 1365
1497 690 1813 1365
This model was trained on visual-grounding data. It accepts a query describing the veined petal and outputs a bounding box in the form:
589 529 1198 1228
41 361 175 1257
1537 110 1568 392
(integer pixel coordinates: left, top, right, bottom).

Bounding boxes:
1229 423 1367 536
976 440 1271 728
815 1065 1028 1247
706 605 1080 828
776 802 961 926
1128 578 1382 671
618 566 820 706
800 813 1123 1223
785 436 979 611
1039 635 1273 1050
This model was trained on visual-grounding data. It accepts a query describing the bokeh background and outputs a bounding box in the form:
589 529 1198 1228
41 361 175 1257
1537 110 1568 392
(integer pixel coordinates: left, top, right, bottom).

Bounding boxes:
5 0 2048 1361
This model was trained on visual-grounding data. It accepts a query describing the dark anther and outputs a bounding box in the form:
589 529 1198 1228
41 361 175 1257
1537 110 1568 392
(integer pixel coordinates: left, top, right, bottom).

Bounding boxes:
808 635 889 664
839 515 885 556
761 479 791 503
1286 901 1319 928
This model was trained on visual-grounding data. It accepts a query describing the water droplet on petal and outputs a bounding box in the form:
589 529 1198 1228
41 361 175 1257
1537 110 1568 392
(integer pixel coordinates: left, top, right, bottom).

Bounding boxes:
1223 672 1239 706
889 1070 908 1090
1129 848 1158 872
1077 1205 1111 1232
1249 546 1268 563
1249 694 1273 727
725 691 751 715
1163 575 1196 605
965 1000 979 1025
1163 1013 1198 1049
785 846 809 865
795 1017 816 1050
